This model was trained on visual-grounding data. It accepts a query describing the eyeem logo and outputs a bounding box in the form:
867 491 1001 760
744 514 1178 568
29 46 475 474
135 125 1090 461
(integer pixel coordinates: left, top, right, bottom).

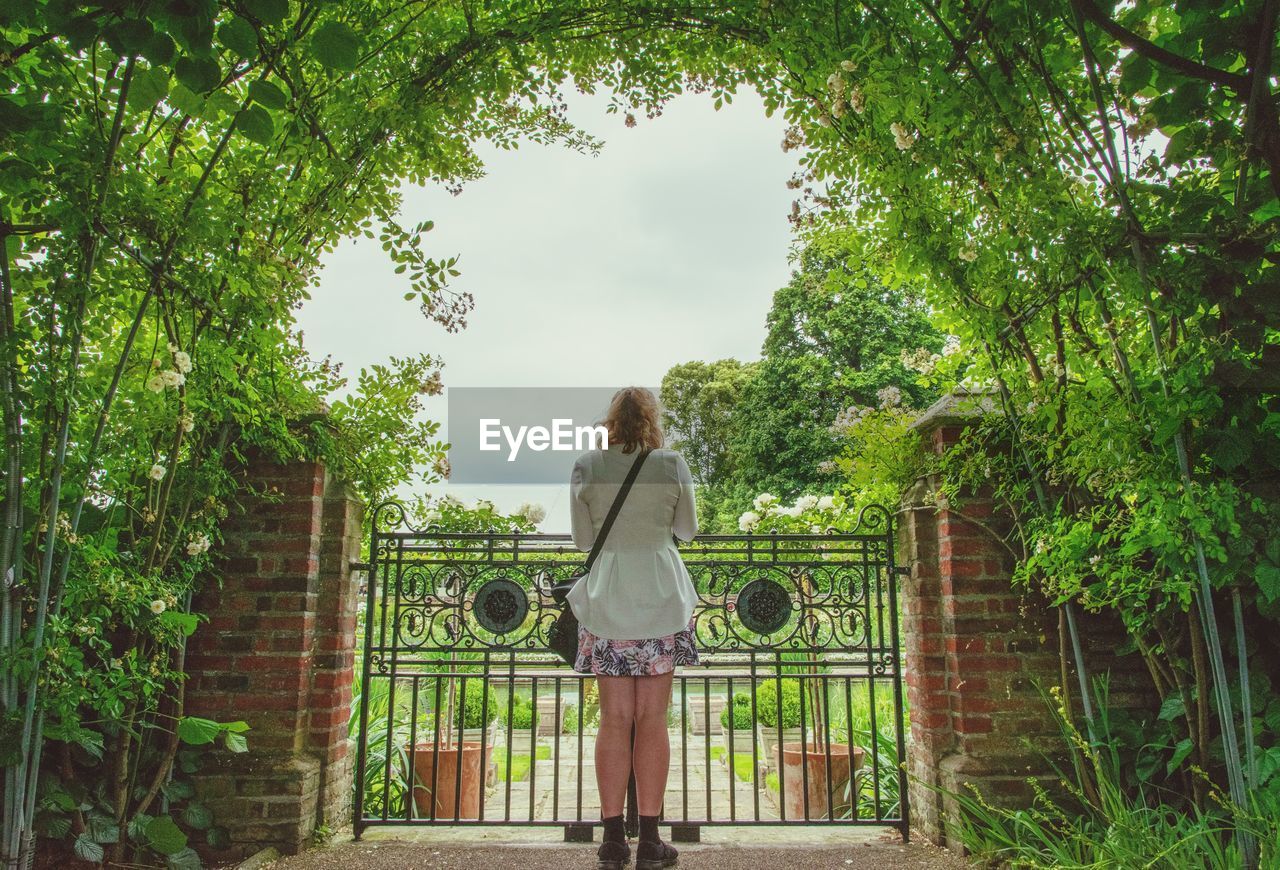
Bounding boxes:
447 387 666 484
479 418 609 461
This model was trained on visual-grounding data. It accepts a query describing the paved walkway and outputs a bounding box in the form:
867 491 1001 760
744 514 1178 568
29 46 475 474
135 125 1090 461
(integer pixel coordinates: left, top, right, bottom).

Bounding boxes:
263 827 970 870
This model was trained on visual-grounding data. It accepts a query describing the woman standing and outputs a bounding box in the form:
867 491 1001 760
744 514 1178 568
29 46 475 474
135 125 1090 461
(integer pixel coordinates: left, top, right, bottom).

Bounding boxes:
567 387 699 870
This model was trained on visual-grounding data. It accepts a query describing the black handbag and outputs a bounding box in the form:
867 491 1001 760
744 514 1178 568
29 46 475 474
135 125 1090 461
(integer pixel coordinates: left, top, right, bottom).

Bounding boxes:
546 448 651 664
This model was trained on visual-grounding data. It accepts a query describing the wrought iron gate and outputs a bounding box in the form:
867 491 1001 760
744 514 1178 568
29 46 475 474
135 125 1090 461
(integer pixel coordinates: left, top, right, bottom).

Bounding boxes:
353 502 908 840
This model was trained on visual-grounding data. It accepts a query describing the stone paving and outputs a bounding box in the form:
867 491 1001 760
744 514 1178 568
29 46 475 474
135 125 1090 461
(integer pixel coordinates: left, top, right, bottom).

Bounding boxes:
477 729 782 823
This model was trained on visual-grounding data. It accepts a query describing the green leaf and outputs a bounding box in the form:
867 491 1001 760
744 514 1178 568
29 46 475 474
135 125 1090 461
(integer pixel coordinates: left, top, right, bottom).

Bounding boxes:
176 717 220 745
218 17 258 60
1166 737 1194 776
1257 562 1280 604
162 778 195 800
248 79 288 111
166 846 203 869
311 21 361 71
143 31 177 65
1158 694 1185 722
224 731 248 753
128 813 153 842
205 827 230 849
87 813 120 844
253 0 290 25
1209 428 1251 471
145 816 188 856
127 67 170 112
181 802 213 830
159 610 199 637
1252 197 1280 223
234 105 275 145
105 18 154 55
174 56 221 94
74 833 105 863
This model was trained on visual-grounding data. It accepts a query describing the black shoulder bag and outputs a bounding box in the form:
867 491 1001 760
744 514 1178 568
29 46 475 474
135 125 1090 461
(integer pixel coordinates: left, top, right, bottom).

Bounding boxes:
546 448 651 665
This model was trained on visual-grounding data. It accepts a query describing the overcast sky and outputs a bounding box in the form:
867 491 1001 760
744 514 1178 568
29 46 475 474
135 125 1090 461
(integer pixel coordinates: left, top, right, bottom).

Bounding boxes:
297 85 800 530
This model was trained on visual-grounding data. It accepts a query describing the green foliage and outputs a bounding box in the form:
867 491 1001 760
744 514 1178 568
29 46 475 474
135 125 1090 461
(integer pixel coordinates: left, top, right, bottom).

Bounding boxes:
509 694 535 731
4 0 1279 860
755 679 803 729
720 693 753 730
723 243 943 502
660 359 758 487
938 684 1280 869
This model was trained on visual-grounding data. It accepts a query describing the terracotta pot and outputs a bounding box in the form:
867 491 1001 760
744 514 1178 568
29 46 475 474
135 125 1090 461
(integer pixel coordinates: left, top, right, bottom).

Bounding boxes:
758 726 804 771
411 740 492 819
771 741 864 820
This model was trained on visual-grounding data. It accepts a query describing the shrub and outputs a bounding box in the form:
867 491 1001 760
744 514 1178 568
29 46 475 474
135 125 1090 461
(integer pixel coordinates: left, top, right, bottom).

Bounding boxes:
720 693 753 730
455 684 506 729
509 694 534 730
755 679 804 729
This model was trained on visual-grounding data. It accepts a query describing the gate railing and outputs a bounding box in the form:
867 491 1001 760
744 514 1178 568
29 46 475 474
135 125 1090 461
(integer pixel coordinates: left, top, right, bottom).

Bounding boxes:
353 502 908 841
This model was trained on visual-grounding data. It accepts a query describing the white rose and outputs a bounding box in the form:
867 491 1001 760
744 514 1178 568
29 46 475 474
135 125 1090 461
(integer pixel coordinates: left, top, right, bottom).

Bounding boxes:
149 599 167 614
817 495 836 511
160 370 184 388
753 493 778 511
738 511 761 532
518 502 547 525
795 494 819 512
148 464 166 481
180 413 195 433
959 245 978 263
146 374 166 393
172 351 193 374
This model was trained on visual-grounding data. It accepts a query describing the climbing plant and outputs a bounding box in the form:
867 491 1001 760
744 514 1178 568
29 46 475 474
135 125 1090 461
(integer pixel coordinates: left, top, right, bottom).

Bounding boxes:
1 0 1276 865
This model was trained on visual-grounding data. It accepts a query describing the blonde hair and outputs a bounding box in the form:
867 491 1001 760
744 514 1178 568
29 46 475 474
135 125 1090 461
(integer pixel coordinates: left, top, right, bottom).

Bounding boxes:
603 387 664 454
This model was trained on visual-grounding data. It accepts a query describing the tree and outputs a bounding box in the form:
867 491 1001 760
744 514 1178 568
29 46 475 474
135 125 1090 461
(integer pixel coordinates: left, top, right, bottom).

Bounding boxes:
723 238 942 502
660 359 757 486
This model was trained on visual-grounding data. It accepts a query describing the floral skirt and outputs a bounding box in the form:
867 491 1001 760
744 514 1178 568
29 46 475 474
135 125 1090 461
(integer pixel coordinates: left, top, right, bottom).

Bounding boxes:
574 619 700 676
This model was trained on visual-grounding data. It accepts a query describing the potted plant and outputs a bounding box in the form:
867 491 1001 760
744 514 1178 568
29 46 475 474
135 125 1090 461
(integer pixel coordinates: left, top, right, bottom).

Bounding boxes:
409 678 494 820
755 678 805 771
765 574 864 820
718 693 759 761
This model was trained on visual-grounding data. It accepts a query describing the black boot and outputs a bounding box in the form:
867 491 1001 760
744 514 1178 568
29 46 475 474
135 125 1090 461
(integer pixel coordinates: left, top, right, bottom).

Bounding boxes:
635 815 678 869
597 815 631 870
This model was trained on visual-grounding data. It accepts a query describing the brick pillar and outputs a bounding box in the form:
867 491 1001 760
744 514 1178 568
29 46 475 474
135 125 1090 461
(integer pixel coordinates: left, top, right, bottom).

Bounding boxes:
186 451 362 861
899 389 1152 848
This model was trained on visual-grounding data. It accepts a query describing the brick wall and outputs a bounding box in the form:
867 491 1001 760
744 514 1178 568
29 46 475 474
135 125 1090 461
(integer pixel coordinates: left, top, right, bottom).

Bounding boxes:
185 452 362 862
899 392 1154 848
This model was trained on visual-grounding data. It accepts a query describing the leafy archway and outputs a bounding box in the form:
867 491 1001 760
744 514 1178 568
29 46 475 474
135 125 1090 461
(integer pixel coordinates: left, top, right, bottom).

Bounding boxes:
2 0 1276 865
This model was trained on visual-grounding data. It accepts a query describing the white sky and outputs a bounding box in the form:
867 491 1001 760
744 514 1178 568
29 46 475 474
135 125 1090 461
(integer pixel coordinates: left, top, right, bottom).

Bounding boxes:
297 85 800 531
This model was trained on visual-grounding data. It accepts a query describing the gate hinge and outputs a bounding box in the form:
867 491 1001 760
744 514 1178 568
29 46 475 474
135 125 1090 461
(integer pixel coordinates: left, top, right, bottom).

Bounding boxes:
892 566 911 577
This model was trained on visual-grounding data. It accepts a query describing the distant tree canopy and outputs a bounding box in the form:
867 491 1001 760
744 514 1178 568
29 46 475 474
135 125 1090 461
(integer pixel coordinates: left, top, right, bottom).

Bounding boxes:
661 234 944 531
659 358 757 487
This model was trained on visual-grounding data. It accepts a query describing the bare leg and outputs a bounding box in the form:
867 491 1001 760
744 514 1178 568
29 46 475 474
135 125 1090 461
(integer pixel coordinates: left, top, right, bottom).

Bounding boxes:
595 676 636 818
631 672 674 816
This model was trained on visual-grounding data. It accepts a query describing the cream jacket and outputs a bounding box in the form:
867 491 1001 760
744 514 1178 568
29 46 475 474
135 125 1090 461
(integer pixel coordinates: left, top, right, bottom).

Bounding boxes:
565 447 699 640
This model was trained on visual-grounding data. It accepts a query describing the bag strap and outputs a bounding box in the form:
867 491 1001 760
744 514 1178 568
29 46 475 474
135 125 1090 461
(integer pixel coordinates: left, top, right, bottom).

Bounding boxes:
584 448 651 571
